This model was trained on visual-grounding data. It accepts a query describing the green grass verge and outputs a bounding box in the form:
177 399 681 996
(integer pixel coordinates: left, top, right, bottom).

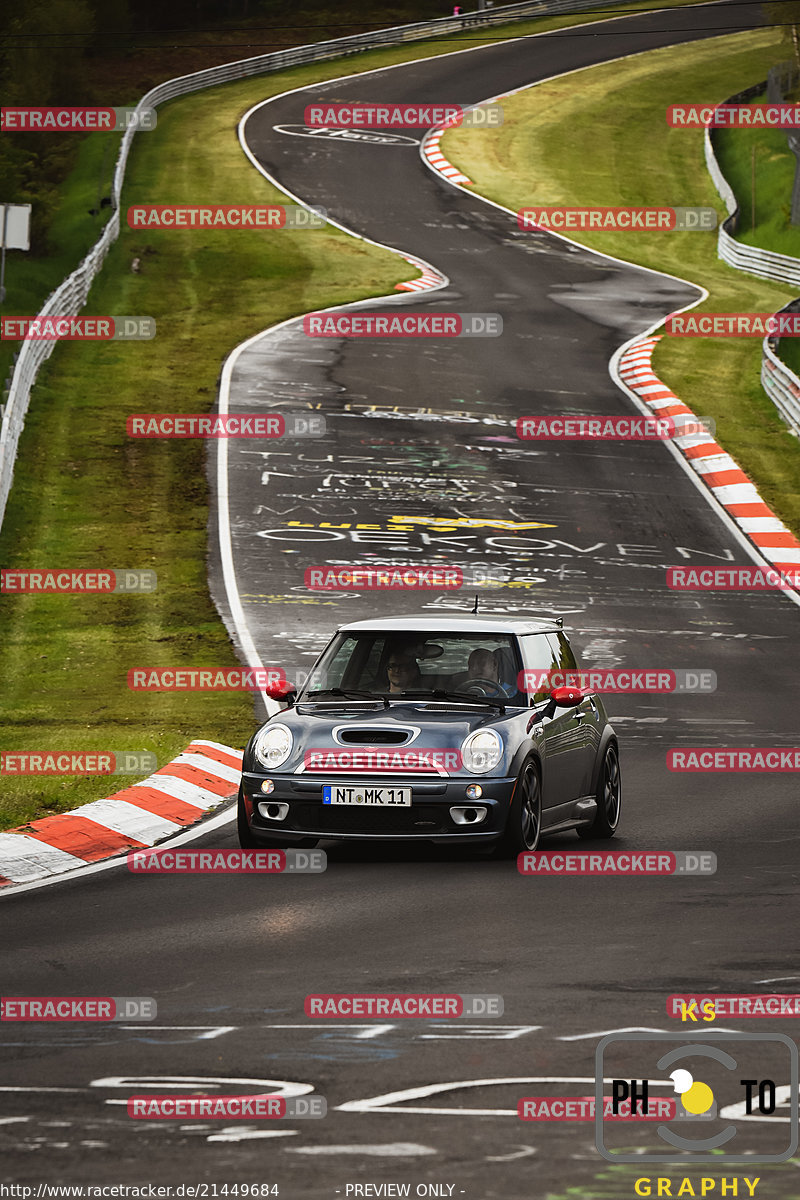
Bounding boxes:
0 73 412 831
714 91 800 256
442 28 800 537
0 2 762 832
775 330 800 376
713 92 800 379
0 0 724 396
0 133 118 397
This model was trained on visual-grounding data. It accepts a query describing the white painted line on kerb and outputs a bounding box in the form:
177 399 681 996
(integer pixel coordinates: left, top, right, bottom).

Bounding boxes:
0 834 86 882
187 738 243 757
128 773 227 808
72 799 181 844
0 804 237 899
167 752 241 784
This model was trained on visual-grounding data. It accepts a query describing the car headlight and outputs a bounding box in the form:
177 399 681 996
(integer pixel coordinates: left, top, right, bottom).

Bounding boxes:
253 723 293 769
460 729 503 774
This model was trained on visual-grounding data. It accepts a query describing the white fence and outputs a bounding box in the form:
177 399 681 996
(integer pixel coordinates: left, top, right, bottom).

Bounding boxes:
0 0 632 528
704 86 800 435
713 217 800 287
704 84 800 289
762 331 800 435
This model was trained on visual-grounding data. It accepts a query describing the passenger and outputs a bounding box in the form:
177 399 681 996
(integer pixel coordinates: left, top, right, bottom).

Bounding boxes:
386 652 423 693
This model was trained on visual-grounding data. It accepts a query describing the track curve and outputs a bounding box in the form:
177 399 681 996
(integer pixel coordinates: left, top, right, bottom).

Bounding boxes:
5 6 800 1195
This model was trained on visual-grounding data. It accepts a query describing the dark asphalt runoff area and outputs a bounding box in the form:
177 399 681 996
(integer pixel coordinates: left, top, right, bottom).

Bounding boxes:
4 4 800 1197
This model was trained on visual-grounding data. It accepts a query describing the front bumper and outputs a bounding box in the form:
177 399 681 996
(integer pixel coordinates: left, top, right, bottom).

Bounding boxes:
241 772 517 842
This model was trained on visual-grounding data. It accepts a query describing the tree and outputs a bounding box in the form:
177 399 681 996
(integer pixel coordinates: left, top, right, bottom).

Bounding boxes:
764 1 800 71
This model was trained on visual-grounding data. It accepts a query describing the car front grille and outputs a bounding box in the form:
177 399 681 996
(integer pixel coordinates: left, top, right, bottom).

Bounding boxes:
283 802 451 835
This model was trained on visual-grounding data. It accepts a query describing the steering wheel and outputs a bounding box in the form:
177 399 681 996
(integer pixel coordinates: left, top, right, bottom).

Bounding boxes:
461 677 505 698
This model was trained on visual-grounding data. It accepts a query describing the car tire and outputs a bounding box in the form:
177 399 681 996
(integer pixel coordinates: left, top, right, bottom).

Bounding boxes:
577 743 621 839
497 760 542 857
237 786 261 848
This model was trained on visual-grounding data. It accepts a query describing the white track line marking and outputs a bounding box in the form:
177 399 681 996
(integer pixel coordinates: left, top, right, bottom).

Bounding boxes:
287 1143 437 1156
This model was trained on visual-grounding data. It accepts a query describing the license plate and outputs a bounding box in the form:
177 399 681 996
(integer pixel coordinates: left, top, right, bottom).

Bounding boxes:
323 785 412 806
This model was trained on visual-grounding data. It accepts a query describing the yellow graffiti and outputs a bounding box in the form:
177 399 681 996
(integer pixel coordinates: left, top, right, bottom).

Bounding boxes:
282 517 557 532
389 515 556 530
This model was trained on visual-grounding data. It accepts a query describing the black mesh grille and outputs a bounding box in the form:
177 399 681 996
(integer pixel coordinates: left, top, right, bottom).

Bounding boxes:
336 729 411 745
284 802 451 835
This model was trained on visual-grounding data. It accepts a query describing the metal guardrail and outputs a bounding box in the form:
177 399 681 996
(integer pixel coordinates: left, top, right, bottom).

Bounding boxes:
762 299 800 437
762 342 800 434
0 0 632 528
703 125 738 219
704 82 800 436
703 81 800 288
0 215 121 528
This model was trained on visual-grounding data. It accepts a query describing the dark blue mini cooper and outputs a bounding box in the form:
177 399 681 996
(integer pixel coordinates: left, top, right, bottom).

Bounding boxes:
237 615 621 856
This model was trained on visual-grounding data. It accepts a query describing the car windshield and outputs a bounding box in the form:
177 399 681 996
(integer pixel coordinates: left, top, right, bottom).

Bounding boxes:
300 631 526 704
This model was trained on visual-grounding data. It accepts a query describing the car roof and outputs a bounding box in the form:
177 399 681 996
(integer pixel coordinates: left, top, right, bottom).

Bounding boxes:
337 614 561 635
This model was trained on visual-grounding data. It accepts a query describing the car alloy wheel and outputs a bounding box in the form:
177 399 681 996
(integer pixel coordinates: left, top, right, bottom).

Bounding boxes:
577 743 621 839
498 761 541 856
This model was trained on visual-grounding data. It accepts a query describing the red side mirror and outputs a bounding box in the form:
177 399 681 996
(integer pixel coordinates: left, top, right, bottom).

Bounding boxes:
550 684 588 708
265 679 297 702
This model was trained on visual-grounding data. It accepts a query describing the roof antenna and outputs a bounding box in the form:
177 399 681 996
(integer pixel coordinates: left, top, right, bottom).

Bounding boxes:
472 593 479 614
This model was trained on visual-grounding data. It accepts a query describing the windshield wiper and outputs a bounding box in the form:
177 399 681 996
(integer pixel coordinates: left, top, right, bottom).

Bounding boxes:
304 687 390 708
396 688 506 712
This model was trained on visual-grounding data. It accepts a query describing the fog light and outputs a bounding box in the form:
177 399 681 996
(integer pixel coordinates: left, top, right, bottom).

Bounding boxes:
449 805 488 826
260 779 275 794
466 784 483 800
257 800 289 821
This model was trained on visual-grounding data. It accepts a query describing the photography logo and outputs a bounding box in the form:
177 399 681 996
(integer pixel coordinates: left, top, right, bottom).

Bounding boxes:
595 1032 798 1163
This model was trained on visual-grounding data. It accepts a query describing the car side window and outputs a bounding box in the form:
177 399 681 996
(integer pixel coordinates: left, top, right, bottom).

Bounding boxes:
520 633 559 704
547 631 579 671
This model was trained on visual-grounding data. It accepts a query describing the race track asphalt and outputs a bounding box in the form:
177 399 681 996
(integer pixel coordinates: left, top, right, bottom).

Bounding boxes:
4 4 800 1196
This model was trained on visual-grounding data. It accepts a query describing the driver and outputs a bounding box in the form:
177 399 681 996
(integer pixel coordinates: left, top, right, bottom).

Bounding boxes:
464 647 516 698
467 648 499 682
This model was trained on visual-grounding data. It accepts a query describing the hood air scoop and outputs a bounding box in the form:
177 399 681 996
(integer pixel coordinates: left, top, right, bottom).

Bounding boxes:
337 728 412 745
